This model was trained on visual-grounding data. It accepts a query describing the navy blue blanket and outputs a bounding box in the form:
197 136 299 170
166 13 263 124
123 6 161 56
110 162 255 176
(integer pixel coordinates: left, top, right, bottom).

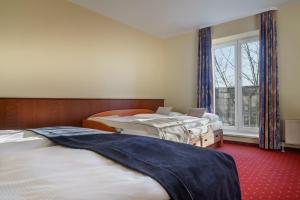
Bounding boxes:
30 126 241 200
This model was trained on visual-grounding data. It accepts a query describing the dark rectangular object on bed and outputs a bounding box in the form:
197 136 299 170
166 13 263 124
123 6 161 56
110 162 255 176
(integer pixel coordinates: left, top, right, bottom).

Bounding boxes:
0 98 164 129
31 126 241 200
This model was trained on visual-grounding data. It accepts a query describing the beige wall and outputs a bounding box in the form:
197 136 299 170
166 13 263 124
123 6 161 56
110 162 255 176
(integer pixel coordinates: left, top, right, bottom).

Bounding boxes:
0 0 165 98
163 31 198 112
277 1 300 120
1 0 299 120
164 1 300 121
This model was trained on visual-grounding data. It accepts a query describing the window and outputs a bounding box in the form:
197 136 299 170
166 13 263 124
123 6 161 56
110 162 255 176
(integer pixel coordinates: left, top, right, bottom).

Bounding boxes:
213 36 259 134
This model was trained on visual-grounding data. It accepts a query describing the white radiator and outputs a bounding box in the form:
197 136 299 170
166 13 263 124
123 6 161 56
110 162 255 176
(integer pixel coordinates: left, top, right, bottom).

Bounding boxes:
283 120 300 145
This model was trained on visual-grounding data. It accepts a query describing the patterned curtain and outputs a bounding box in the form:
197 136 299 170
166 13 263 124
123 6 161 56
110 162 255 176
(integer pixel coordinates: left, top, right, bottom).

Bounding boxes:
197 27 214 113
259 11 281 150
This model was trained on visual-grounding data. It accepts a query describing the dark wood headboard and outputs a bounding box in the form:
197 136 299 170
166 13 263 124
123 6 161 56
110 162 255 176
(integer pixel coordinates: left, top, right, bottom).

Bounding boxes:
0 98 164 129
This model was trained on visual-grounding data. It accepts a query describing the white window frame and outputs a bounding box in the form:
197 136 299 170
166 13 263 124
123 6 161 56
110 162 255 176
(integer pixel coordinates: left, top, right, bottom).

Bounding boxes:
212 31 259 135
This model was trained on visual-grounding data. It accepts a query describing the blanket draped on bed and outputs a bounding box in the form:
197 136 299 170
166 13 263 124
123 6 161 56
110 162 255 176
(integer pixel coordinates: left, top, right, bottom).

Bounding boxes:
30 126 241 200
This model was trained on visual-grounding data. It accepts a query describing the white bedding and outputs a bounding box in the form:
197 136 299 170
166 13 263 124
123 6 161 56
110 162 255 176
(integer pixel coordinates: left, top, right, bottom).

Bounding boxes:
0 131 53 156
90 114 210 130
0 131 169 200
89 113 222 141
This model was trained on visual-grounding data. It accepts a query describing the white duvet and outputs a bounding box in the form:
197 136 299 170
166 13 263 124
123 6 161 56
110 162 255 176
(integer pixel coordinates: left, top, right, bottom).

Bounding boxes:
89 113 222 140
0 131 169 200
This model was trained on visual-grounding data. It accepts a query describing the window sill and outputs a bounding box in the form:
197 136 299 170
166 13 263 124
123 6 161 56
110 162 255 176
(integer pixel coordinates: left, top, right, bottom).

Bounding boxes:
223 131 258 139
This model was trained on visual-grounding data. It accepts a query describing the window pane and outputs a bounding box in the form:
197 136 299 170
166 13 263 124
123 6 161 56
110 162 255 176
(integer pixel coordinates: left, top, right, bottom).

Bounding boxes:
214 45 235 126
241 41 259 128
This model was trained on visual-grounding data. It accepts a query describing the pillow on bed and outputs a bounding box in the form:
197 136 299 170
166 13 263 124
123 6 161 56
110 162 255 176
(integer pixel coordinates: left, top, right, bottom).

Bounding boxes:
156 107 172 115
203 112 219 122
169 112 184 116
187 108 206 118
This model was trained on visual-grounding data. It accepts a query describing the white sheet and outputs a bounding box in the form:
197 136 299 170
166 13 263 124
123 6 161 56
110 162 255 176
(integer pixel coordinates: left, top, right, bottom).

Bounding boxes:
203 113 220 123
0 131 169 200
211 120 223 130
89 114 220 139
90 115 209 131
0 130 54 156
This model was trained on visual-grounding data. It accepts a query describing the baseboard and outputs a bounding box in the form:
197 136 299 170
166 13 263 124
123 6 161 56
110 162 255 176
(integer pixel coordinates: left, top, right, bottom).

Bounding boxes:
224 135 258 144
224 138 300 152
284 143 300 150
224 140 258 147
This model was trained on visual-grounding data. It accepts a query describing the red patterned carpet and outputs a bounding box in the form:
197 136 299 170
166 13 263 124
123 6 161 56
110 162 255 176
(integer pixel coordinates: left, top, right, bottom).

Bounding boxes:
218 143 300 200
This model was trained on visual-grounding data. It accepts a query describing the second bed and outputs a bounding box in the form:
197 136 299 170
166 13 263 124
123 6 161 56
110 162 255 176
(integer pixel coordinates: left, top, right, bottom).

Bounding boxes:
83 109 223 147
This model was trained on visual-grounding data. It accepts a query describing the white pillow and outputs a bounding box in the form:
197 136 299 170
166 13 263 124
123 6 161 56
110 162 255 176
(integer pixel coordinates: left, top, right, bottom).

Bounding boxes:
156 107 172 115
187 108 206 118
203 113 219 122
169 112 184 116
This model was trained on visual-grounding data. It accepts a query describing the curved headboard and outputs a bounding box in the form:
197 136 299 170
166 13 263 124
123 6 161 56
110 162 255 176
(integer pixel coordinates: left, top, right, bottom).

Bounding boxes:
0 98 163 129
89 109 154 118
83 109 155 132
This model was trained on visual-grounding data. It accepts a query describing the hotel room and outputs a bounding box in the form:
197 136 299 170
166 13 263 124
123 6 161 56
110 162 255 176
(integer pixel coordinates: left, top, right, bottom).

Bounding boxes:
0 0 299 199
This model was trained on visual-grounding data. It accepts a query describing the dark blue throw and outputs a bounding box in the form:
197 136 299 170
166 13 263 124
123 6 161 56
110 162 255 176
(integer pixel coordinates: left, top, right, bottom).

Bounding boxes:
30 126 241 200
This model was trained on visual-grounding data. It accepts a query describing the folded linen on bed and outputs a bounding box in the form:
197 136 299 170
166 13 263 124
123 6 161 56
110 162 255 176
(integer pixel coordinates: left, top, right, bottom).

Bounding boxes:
0 130 54 156
211 120 223 130
136 118 190 143
203 113 220 123
30 126 241 200
91 115 212 143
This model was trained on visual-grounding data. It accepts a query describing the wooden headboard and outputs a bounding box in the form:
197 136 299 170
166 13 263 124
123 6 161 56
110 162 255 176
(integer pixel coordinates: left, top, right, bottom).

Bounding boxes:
0 98 164 129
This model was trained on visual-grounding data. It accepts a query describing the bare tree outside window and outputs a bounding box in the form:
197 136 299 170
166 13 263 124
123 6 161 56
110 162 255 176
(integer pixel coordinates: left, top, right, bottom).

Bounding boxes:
241 41 259 128
214 40 259 128
214 45 236 126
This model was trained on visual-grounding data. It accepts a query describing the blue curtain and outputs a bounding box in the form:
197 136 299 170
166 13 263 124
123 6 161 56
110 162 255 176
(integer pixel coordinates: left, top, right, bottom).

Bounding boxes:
197 27 213 113
259 11 281 150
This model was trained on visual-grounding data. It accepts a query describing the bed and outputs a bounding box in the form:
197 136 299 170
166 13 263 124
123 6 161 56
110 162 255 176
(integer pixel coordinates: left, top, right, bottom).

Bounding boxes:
0 127 240 200
0 98 239 200
82 109 224 147
0 129 169 200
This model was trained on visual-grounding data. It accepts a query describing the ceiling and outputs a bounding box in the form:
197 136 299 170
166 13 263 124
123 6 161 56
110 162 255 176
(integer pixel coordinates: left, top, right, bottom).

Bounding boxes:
70 0 291 38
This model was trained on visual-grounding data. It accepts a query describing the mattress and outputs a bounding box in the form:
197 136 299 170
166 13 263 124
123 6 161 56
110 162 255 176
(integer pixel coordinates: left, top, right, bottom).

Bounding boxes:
0 130 169 200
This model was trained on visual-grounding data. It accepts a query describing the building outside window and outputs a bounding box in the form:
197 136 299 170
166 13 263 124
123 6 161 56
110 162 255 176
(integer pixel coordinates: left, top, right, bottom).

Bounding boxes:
213 33 259 135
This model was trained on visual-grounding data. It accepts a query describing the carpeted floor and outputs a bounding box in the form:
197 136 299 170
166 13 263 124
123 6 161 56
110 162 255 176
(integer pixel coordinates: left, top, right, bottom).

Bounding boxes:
218 143 300 200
